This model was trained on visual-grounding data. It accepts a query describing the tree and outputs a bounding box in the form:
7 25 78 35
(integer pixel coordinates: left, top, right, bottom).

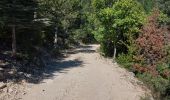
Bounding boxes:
0 0 38 56
71 0 97 44
137 0 155 13
38 0 80 48
92 0 146 57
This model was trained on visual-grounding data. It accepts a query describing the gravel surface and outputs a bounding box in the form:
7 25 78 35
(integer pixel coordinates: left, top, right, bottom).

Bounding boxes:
20 45 152 100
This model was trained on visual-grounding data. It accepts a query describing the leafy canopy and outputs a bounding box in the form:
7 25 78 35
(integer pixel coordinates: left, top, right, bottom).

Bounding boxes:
92 0 146 56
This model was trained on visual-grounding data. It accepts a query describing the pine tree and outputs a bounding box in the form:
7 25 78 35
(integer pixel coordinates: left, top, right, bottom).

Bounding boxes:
0 0 38 56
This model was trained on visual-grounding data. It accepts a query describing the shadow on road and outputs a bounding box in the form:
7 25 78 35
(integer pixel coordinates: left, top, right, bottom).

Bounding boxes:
0 45 95 84
26 59 84 84
67 45 96 54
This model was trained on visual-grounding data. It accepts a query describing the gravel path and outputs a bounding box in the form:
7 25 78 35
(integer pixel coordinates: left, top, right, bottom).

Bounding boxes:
20 45 151 100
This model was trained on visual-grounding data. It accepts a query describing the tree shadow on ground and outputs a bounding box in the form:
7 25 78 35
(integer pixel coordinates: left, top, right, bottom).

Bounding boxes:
67 45 96 54
25 58 84 84
0 45 91 84
0 53 84 84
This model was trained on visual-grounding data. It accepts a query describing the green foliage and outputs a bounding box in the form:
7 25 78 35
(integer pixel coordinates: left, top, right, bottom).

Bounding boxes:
156 63 170 77
0 0 97 57
158 12 169 25
1 1 170 99
93 0 146 56
111 0 146 39
93 27 104 42
138 0 154 13
116 53 133 69
137 73 169 99
92 1 170 100
92 0 116 10
156 0 170 16
117 10 170 100
38 0 81 47
0 0 42 54
73 28 96 44
72 2 97 44
0 0 37 25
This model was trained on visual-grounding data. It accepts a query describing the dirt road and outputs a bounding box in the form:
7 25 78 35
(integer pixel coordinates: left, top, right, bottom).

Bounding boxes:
20 45 151 100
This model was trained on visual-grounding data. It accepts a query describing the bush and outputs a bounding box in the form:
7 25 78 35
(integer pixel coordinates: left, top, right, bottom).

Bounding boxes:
136 9 166 66
117 9 170 100
116 53 133 69
137 73 169 99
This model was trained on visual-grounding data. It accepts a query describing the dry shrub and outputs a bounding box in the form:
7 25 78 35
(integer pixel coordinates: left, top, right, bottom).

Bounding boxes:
134 9 169 77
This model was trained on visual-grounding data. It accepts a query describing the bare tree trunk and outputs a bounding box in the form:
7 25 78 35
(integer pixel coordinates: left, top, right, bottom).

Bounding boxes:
54 27 58 48
113 43 117 60
12 25 16 57
54 33 58 48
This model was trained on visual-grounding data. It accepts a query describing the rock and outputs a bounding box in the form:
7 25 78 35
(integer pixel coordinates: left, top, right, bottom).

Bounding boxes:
129 72 135 77
21 80 26 84
0 82 7 89
6 82 13 87
3 88 7 93
7 88 13 93
22 92 26 95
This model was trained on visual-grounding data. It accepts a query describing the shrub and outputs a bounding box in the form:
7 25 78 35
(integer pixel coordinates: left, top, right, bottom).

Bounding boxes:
117 9 170 100
116 53 133 69
137 73 169 99
133 10 170 100
136 9 166 66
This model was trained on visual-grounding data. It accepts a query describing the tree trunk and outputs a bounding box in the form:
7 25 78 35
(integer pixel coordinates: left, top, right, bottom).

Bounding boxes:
12 25 16 57
54 33 58 48
113 43 117 60
54 27 58 48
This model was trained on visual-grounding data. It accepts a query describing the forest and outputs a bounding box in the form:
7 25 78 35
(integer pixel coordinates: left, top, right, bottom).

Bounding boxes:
0 0 170 100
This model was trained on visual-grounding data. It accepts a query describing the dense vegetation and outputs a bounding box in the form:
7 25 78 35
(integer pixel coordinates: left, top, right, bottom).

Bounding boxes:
91 0 170 99
0 0 95 84
0 0 170 99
